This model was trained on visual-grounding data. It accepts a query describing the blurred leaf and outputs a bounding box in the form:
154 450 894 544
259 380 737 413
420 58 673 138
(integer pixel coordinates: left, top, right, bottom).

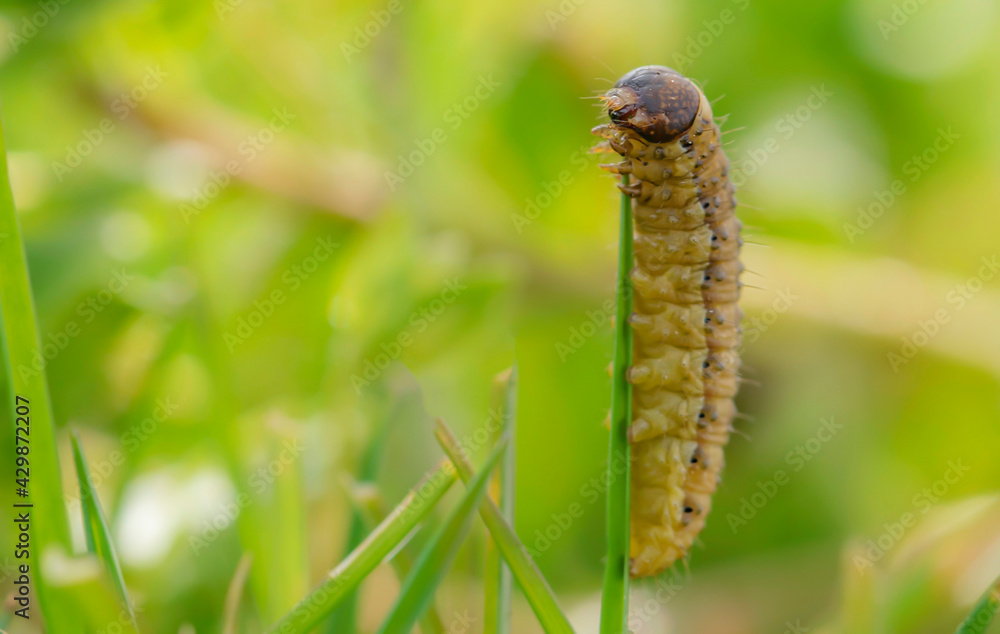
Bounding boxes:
377 438 507 634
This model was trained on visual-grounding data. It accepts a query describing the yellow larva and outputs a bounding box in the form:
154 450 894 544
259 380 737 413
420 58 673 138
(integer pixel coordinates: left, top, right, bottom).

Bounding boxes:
592 65 743 577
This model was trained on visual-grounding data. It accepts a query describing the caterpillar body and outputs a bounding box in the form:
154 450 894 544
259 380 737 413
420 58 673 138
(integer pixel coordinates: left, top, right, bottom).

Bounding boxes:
592 66 743 577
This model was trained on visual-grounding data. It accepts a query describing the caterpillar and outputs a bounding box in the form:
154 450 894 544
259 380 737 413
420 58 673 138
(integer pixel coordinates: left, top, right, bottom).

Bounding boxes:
592 65 742 577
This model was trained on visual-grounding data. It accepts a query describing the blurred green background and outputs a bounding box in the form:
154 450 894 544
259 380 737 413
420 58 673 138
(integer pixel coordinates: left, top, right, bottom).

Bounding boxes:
1 0 999 631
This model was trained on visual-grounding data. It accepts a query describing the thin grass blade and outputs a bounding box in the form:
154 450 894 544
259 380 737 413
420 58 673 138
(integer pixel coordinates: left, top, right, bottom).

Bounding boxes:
268 458 457 634
376 439 507 634
956 574 1000 634
70 431 138 629
222 554 254 634
600 176 633 634
435 419 574 634
346 479 447 634
485 365 517 634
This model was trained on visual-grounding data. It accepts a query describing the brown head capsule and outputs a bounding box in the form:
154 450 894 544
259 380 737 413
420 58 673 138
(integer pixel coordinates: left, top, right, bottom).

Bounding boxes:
595 66 743 577
602 65 702 143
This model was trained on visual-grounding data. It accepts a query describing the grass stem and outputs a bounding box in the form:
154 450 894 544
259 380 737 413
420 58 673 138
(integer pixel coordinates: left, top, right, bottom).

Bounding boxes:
0 99 75 630
485 365 517 634
599 175 633 634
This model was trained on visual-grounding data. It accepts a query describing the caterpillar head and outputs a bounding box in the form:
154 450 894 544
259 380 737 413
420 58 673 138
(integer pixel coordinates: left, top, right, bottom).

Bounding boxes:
603 66 702 143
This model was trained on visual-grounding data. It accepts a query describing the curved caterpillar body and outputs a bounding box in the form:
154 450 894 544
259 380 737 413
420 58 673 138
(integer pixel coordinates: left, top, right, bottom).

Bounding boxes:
593 66 743 577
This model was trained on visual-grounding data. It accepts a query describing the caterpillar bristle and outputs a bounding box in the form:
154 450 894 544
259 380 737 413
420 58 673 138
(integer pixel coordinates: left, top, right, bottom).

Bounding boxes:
730 428 752 442
590 141 615 154
599 161 633 175
617 182 642 197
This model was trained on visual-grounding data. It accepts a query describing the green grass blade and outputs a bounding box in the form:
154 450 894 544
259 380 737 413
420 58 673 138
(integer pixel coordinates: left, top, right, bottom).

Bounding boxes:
346 479 447 634
267 458 457 634
70 431 139 629
434 419 574 634
956 575 1000 634
600 175 633 634
485 366 517 634
223 554 254 634
0 98 76 630
377 438 508 634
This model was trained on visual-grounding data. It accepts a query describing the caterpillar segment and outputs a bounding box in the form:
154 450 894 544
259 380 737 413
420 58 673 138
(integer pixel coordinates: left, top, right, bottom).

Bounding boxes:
594 65 743 577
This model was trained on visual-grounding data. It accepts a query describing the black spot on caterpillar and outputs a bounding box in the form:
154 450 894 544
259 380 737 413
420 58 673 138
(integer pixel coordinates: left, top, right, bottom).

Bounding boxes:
592 66 743 577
